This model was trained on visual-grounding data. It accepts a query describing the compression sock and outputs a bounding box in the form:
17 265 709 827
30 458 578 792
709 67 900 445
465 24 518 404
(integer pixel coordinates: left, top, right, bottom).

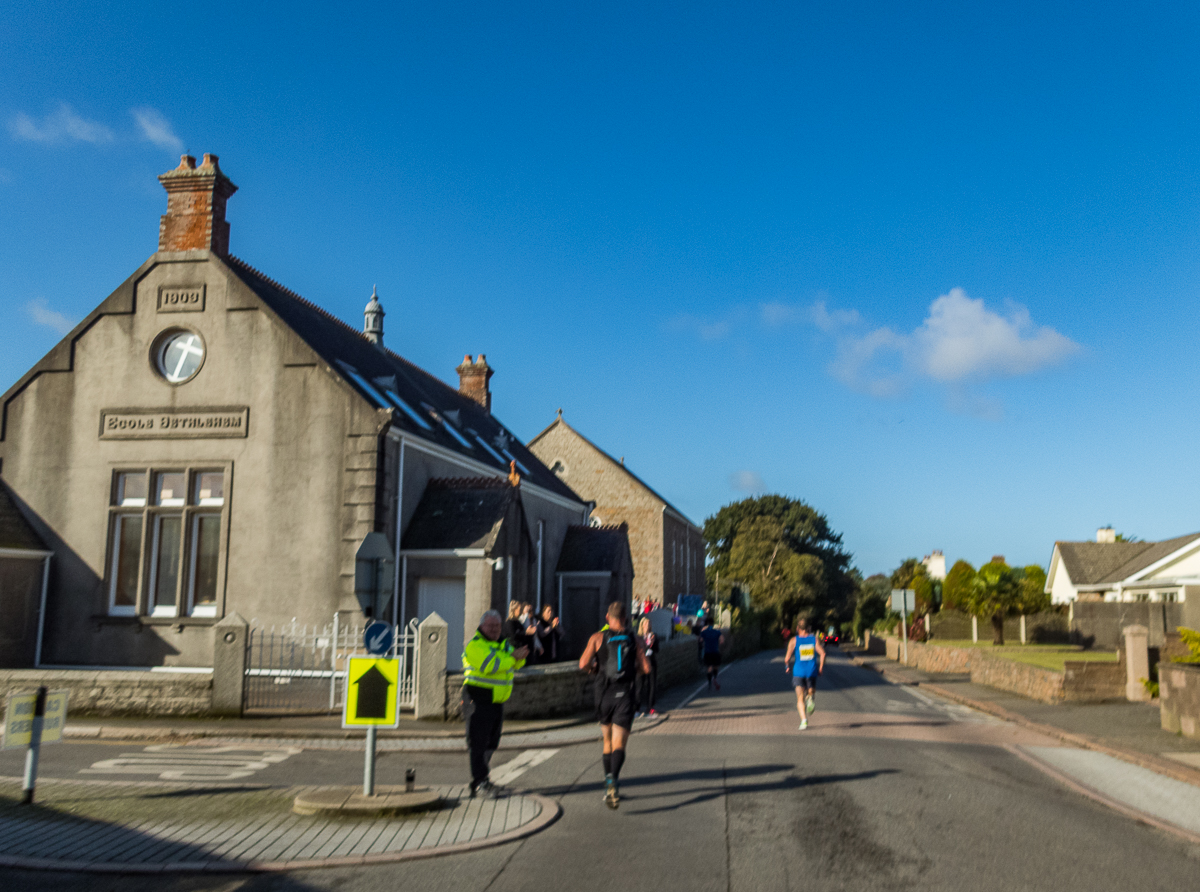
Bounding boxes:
610 749 626 781
602 753 613 776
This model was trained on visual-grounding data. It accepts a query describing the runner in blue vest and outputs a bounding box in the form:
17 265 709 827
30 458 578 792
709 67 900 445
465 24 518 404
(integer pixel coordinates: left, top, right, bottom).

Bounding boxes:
784 616 826 730
580 601 652 809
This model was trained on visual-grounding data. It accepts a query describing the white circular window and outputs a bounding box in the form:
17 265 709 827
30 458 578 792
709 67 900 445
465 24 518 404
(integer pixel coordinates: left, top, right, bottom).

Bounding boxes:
155 330 206 384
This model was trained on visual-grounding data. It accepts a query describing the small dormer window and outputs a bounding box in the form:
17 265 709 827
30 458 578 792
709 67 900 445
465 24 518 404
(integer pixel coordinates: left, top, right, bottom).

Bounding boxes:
154 330 206 384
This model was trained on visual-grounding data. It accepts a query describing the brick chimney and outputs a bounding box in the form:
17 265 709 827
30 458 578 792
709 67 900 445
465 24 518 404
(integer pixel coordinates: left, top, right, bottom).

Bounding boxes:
456 354 494 412
157 154 238 255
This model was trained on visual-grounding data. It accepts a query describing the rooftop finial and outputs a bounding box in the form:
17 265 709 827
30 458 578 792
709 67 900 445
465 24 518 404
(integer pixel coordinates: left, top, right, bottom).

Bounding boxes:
364 286 385 348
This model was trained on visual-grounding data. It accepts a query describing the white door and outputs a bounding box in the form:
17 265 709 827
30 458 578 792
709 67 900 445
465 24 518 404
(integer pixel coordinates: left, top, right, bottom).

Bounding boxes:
417 577 466 670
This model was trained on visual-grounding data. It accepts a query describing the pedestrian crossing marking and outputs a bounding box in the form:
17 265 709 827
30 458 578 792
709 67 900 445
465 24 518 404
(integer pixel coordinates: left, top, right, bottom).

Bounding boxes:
489 749 558 786
80 744 300 781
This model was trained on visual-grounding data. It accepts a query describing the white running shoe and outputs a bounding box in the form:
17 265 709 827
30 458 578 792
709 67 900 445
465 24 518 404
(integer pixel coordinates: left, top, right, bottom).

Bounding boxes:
799 719 808 730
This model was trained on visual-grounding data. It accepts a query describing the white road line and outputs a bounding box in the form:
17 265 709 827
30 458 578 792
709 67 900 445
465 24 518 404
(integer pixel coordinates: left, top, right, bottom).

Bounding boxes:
489 749 558 786
80 744 301 781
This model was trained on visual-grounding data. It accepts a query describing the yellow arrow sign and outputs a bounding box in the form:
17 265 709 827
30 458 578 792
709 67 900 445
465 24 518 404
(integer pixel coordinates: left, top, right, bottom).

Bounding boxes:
342 657 400 728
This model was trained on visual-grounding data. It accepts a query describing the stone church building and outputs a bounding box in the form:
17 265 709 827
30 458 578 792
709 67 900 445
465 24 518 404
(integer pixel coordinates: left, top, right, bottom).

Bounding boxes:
528 414 705 610
0 154 629 670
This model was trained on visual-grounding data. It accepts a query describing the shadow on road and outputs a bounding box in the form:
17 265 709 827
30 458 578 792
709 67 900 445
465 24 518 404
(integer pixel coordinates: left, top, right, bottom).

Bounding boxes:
621 768 899 815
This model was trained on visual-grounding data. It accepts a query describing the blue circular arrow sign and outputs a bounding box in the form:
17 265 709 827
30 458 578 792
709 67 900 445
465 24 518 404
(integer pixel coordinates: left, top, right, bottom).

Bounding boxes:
363 621 395 656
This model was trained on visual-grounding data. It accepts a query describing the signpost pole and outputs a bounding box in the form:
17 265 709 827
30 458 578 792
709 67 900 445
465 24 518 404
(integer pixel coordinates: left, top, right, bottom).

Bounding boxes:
363 725 377 797
900 600 909 665
21 687 47 805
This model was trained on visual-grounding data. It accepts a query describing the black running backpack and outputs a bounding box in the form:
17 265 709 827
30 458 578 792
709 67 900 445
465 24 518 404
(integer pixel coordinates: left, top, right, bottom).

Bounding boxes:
603 630 638 683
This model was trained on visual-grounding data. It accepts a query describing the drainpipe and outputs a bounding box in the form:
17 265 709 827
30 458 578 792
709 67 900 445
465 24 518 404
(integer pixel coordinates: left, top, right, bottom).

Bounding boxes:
393 437 405 629
34 555 51 668
536 520 544 610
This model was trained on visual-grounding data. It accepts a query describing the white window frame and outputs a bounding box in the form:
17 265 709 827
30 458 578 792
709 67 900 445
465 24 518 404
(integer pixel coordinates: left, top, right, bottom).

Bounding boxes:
105 464 232 619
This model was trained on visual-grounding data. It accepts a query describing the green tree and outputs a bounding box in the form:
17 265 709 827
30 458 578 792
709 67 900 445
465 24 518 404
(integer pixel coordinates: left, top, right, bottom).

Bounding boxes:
965 560 1023 644
942 560 977 611
1017 565 1049 615
889 559 939 617
853 574 891 639
704 496 856 632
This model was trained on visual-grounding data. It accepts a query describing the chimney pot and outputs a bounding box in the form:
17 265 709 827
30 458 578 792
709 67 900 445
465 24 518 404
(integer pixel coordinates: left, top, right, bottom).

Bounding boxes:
1097 527 1116 543
157 151 238 255
456 354 494 413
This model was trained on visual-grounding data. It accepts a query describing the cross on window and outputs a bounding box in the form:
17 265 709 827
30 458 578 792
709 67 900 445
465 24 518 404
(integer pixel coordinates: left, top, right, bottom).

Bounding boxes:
159 332 205 383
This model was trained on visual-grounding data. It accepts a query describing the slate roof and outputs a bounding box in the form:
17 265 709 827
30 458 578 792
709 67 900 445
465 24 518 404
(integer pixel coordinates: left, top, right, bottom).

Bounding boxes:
224 256 581 504
0 480 47 551
401 477 518 552
1056 532 1200 585
528 417 699 529
556 524 632 574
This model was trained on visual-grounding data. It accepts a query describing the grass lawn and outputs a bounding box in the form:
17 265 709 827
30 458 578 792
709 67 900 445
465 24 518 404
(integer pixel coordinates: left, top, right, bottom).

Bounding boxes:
925 639 1119 673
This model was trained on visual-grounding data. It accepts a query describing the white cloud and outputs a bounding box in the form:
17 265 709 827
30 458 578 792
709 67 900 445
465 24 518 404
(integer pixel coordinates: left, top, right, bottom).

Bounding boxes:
729 470 766 493
25 298 76 336
132 107 183 152
761 299 860 332
9 104 114 144
909 288 1079 381
808 300 861 333
829 288 1078 397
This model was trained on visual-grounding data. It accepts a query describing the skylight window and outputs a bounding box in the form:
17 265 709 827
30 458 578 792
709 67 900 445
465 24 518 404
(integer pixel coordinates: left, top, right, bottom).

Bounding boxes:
468 430 507 466
383 389 433 431
335 362 390 409
441 418 474 450
500 448 531 476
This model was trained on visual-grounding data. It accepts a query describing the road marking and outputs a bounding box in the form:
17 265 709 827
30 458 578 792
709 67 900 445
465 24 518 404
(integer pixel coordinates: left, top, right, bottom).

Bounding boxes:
489 749 558 785
80 744 301 781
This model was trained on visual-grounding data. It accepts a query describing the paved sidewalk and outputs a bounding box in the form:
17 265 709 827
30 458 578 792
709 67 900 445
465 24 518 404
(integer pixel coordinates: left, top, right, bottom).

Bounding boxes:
0 778 557 872
848 650 1200 782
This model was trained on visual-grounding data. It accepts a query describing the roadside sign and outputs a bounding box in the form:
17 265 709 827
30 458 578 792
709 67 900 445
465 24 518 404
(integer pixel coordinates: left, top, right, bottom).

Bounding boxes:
363 621 394 656
4 690 67 749
342 657 400 728
678 594 704 616
890 589 916 613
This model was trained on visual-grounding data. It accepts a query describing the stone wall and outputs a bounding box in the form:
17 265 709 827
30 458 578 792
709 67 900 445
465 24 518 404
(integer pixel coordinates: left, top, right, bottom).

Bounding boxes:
1160 662 1200 739
440 632 720 720
1061 659 1125 701
884 638 1127 703
0 669 212 718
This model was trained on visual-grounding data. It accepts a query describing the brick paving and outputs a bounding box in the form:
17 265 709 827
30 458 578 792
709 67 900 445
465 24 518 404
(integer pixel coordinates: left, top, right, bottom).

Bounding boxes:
0 780 554 871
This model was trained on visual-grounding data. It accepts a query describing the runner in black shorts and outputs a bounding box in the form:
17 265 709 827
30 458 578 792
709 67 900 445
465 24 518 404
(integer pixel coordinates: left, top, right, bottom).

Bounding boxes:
698 615 725 690
580 601 651 809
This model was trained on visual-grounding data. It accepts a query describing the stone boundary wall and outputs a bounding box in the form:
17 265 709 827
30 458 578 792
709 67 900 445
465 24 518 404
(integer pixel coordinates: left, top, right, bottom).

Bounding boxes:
1061 660 1124 701
440 632 724 720
0 669 213 718
881 638 1122 703
1160 662 1200 739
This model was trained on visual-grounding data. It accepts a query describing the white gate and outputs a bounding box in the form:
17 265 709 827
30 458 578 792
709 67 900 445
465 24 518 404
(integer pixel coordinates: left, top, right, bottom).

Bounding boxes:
244 616 418 713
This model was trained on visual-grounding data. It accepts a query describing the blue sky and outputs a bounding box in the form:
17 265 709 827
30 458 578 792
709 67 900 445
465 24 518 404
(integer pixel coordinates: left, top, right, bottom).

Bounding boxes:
3 2 1199 576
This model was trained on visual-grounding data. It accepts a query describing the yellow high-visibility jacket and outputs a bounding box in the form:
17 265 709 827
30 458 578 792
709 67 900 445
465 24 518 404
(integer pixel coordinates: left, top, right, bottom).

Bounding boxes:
462 630 525 703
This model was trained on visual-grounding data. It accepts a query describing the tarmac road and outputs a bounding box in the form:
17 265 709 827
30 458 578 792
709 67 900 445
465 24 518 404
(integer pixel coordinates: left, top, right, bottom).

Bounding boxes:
3 649 1199 891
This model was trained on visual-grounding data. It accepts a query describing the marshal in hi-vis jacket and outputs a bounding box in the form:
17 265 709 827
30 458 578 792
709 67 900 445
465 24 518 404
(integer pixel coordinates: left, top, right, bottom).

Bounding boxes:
462 630 526 703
